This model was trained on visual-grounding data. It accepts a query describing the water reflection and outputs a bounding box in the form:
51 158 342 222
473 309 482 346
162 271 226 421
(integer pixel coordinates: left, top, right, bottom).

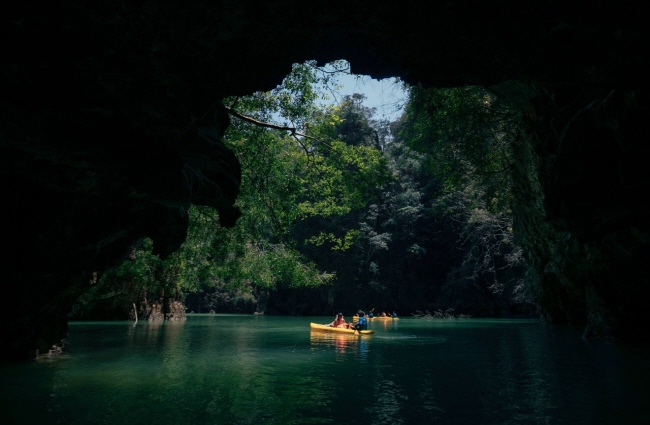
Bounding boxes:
2 317 649 425
309 331 370 361
372 317 399 331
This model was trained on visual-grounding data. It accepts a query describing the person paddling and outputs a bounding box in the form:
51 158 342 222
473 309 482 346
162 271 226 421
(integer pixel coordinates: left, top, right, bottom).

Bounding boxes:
353 311 368 332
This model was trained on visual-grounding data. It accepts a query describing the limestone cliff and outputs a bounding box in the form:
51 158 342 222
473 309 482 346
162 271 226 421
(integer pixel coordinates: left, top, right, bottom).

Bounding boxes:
1 1 648 359
514 87 650 343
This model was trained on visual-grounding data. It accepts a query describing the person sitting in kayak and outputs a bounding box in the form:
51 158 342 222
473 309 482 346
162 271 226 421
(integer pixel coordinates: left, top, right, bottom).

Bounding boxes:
368 311 374 319
328 313 349 328
380 311 387 317
353 311 368 331
392 311 398 318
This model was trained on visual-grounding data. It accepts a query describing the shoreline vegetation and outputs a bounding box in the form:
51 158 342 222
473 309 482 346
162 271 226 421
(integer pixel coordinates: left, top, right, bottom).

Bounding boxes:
69 63 534 330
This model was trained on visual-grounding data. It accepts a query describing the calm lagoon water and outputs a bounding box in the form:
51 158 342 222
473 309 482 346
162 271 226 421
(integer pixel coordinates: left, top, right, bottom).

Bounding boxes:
1 315 648 424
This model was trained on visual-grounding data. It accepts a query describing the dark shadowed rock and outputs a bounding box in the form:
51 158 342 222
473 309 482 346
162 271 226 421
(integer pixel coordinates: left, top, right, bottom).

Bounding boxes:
1 1 648 359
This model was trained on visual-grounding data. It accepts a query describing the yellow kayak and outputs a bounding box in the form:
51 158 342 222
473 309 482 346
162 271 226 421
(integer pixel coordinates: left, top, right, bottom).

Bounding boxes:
310 323 374 335
353 316 399 321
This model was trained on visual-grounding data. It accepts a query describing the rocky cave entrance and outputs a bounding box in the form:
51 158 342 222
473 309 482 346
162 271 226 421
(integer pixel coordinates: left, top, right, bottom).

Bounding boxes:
4 2 648 361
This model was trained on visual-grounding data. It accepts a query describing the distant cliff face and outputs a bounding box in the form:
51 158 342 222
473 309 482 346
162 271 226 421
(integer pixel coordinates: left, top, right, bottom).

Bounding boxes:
2 1 647 359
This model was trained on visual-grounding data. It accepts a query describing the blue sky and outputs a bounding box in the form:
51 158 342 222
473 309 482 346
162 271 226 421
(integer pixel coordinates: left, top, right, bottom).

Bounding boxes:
322 73 407 121
267 61 408 126
314 61 408 122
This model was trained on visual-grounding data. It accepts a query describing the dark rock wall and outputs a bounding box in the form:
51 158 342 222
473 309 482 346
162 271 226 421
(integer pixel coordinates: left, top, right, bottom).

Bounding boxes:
512 87 650 343
2 1 648 359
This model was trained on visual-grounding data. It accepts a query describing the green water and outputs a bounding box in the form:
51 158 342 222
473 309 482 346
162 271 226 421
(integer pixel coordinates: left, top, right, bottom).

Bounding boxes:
1 315 648 424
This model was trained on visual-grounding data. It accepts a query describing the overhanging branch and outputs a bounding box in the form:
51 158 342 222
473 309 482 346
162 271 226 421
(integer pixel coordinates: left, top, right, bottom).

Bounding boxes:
223 106 331 150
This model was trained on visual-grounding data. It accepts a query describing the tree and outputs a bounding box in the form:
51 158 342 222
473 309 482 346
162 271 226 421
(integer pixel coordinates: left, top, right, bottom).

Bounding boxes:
154 62 392 313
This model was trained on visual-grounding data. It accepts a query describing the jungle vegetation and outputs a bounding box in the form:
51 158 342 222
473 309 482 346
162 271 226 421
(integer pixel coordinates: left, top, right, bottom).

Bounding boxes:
70 61 534 320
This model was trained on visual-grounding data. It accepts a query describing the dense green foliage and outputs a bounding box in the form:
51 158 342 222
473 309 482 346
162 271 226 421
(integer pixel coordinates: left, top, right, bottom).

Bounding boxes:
399 85 527 304
269 84 531 316
71 63 534 319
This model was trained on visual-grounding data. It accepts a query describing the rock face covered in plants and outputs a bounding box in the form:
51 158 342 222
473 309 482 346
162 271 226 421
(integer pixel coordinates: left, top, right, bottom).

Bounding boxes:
1 1 647 359
511 87 650 343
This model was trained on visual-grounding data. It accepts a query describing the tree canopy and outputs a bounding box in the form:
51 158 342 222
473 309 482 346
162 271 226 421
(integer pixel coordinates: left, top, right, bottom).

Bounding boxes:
71 63 534 320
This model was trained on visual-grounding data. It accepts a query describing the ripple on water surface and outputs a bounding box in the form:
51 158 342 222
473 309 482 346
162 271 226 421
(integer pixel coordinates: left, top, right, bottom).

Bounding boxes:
2 316 649 425
374 334 448 345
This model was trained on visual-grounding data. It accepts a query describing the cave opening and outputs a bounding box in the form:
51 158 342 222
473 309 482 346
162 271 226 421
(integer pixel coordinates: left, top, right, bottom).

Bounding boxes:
202 59 537 321
3 1 649 363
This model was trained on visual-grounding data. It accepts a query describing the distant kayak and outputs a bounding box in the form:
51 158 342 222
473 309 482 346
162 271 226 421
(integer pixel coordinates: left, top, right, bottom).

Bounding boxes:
310 323 374 335
353 316 399 321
